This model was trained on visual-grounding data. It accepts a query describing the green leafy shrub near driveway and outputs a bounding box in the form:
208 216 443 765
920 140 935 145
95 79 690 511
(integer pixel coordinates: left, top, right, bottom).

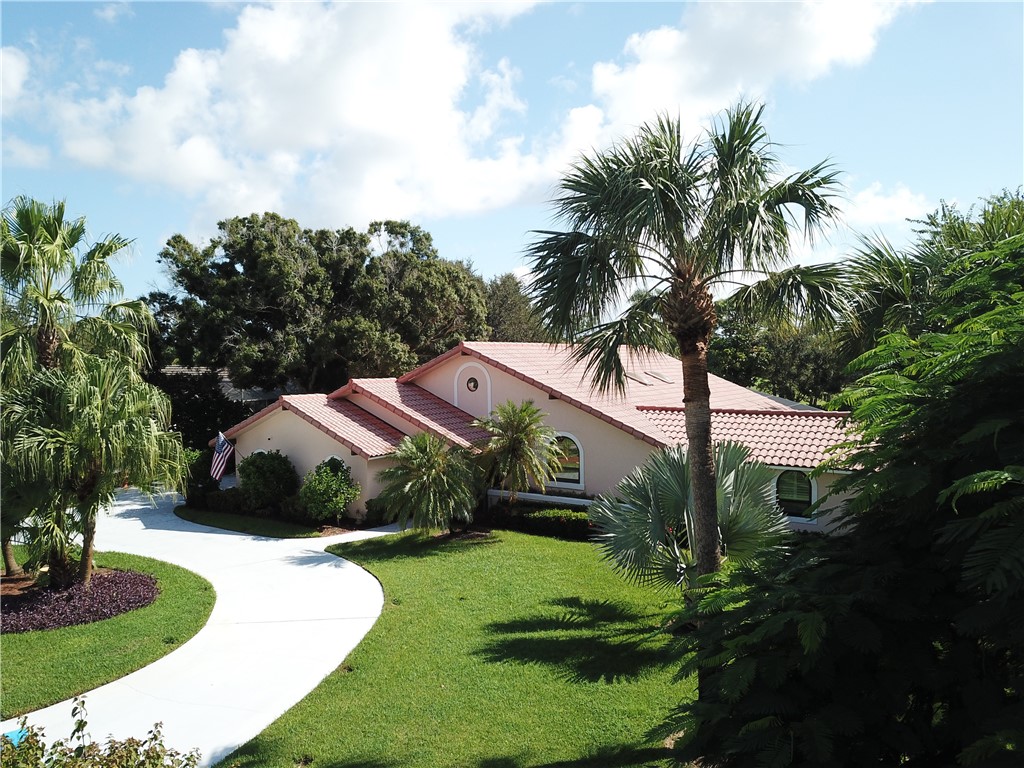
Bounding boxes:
236 450 298 515
203 487 247 516
299 458 361 526
183 448 218 508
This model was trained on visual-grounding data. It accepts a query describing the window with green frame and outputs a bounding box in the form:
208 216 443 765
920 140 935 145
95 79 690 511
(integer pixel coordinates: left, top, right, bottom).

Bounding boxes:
776 470 812 516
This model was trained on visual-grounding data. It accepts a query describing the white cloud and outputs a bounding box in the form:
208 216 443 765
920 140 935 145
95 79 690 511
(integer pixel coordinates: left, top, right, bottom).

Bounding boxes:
845 181 932 227
94 2 134 24
2 135 51 168
590 1 918 137
34 0 918 237
1 46 30 116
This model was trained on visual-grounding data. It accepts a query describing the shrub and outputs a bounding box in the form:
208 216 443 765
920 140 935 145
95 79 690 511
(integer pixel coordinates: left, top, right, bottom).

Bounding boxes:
277 493 309 523
299 458 361 525
204 487 247 516
1 697 199 767
183 448 218 508
237 451 298 514
478 503 592 541
363 497 388 527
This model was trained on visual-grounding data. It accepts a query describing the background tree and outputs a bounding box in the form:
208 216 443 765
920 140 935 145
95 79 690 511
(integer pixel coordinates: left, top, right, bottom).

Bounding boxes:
485 273 549 342
375 432 477 535
664 232 1024 767
527 103 842 579
472 400 564 505
155 215 489 393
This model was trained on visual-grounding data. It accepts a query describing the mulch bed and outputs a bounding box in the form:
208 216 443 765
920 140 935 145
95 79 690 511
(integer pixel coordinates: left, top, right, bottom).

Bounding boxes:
1 569 159 634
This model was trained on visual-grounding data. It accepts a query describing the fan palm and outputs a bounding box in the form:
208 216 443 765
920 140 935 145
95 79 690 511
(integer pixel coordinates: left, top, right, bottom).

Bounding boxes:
3 358 187 587
376 432 477 535
527 102 843 578
589 442 788 592
472 400 564 505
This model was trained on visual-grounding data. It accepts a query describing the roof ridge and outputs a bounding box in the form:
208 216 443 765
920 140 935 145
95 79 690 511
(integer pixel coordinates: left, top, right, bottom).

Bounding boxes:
636 405 850 417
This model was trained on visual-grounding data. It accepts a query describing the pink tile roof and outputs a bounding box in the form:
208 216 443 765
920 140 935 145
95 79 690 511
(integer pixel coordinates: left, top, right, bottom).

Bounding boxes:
223 394 405 459
329 378 489 448
639 407 853 469
399 341 793 447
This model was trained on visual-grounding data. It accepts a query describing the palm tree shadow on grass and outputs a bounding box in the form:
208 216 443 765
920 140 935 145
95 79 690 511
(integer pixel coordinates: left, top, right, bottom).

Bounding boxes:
476 596 677 684
326 529 498 565
476 744 670 768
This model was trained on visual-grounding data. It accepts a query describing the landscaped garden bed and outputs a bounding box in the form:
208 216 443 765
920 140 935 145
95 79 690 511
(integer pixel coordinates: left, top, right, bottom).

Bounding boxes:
220 529 686 767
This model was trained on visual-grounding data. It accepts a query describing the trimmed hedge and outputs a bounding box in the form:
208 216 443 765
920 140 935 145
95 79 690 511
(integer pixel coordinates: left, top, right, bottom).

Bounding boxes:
237 450 299 514
476 503 593 541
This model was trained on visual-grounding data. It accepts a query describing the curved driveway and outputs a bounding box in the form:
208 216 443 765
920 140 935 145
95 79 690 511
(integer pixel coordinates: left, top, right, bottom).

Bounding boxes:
1 489 399 766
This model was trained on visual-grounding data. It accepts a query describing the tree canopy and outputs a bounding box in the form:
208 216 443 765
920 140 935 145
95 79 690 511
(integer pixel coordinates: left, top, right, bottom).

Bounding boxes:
153 215 489 393
665 227 1024 766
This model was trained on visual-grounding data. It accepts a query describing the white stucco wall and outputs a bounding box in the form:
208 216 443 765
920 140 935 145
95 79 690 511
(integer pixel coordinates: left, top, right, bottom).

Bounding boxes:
233 407 389 518
415 354 657 498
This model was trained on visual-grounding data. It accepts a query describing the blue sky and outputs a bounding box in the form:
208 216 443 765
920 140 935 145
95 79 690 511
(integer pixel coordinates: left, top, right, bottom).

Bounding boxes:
3 1 1022 300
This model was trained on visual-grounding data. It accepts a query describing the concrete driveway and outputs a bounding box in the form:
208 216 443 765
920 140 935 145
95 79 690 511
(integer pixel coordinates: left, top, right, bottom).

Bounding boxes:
1 489 399 766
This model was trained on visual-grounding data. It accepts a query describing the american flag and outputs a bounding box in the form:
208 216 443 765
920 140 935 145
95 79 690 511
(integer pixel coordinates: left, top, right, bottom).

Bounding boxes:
211 432 234 480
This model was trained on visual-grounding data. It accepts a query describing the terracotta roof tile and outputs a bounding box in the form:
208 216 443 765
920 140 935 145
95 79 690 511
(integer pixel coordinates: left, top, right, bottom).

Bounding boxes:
639 407 854 469
224 394 405 459
400 341 796 446
334 378 490 448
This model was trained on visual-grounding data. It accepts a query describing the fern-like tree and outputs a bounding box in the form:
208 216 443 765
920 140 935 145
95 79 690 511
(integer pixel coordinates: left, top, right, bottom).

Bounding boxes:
376 432 477 535
527 103 842 580
590 442 788 593
472 400 564 505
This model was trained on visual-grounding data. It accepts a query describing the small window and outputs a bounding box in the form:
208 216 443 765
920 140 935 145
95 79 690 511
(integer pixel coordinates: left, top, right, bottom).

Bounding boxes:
644 370 675 384
553 435 582 486
466 377 479 392
624 370 653 386
776 470 812 516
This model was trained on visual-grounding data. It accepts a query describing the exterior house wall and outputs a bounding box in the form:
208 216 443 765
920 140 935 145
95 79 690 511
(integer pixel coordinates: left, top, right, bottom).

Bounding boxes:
233 408 382 517
415 355 656 498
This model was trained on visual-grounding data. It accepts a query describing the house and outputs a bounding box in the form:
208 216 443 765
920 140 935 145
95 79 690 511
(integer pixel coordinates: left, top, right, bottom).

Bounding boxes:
219 341 853 531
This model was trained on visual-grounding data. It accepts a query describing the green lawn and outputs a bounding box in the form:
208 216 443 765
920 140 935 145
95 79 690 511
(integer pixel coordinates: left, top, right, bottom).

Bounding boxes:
174 506 321 538
1 551 215 719
221 530 689 768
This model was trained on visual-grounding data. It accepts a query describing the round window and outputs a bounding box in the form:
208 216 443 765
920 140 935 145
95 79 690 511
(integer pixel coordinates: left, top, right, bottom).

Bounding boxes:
466 377 479 392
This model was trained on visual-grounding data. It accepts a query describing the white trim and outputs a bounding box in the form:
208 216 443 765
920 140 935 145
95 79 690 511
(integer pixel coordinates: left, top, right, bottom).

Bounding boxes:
487 489 592 508
454 361 492 413
551 432 584 490
773 468 818 524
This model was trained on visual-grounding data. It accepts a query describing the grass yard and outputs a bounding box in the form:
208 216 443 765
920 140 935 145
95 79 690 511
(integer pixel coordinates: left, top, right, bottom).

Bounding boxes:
174 506 321 538
221 530 689 768
1 551 215 719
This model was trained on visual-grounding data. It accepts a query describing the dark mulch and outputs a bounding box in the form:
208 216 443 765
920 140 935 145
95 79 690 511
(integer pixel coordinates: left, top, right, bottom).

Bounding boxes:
1 569 159 634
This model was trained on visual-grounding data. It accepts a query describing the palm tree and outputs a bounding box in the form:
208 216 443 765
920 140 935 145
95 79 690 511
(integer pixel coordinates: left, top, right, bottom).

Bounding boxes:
1 196 181 586
472 400 564 505
589 442 788 592
3 358 187 587
527 102 842 578
375 432 477 535
2 196 153 385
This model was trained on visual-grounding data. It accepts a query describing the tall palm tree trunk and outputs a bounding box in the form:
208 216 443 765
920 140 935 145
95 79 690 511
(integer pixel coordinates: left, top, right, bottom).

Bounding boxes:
678 343 721 577
78 510 97 588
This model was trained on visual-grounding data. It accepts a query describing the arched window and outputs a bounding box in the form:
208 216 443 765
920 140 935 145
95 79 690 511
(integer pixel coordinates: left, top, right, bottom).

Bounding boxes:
552 434 583 488
776 470 812 516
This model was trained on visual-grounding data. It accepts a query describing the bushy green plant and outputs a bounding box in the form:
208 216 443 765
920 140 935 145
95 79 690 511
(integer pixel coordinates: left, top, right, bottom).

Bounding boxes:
277 493 308 523
204 487 247 516
236 450 298 514
183 448 218 508
1 697 199 767
299 458 361 525
363 497 387 527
